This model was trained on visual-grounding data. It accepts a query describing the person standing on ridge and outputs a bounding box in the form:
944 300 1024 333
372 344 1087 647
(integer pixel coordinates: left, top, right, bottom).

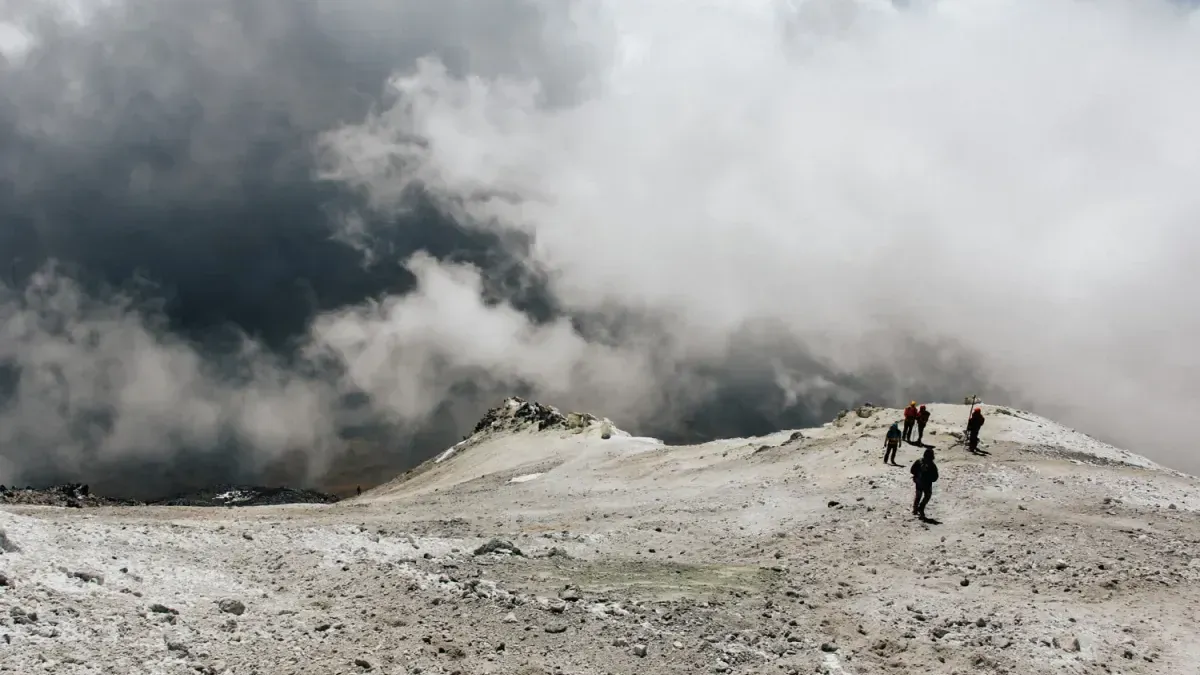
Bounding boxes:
916 404 931 444
911 447 939 519
903 401 919 442
967 407 985 452
884 422 902 465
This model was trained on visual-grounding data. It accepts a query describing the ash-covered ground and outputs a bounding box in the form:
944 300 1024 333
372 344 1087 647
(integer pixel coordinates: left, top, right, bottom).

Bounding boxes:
2 399 1199 675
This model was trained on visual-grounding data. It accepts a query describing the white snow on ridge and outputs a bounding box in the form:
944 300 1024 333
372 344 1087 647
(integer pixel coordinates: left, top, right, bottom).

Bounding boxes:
434 442 465 463
509 473 543 483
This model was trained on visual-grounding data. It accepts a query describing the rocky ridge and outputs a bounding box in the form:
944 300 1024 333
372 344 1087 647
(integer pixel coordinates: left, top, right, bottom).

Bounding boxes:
469 396 607 437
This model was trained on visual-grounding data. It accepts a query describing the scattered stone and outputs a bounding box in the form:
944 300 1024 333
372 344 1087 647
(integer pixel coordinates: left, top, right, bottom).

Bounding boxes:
165 638 189 654
1053 635 1082 653
0 529 19 553
820 642 838 652
474 539 523 557
149 603 178 615
218 599 246 616
544 623 568 634
632 643 648 657
69 570 103 585
558 585 582 601
502 612 518 623
961 578 970 587
354 657 372 670
827 501 840 508
10 607 36 624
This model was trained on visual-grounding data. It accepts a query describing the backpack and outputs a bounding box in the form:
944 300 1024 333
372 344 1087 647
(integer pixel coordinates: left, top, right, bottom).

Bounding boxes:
911 459 938 484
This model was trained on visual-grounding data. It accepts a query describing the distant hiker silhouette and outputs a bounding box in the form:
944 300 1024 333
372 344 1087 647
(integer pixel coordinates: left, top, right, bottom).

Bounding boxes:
967 407 985 452
911 448 938 519
884 422 902 465
902 401 919 442
916 405 931 444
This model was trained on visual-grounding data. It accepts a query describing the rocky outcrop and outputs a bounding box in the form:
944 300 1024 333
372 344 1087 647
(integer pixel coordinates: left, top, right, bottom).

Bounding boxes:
470 397 605 436
151 486 339 507
0 483 142 508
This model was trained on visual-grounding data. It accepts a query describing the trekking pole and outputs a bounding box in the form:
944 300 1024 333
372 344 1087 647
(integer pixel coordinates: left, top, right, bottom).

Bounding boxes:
963 394 980 449
960 391 979 449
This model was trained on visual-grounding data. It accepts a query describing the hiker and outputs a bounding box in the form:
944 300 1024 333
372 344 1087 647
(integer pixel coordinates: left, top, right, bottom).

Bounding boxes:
916 404 931 443
911 447 939 519
967 407 985 452
884 422 902 465
902 401 919 442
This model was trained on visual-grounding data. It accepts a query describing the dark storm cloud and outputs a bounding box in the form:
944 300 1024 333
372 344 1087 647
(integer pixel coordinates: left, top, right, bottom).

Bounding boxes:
6 0 1173 500
0 0 595 496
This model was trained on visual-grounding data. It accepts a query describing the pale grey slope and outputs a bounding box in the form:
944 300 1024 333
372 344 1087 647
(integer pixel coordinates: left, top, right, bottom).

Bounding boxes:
2 400 1199 675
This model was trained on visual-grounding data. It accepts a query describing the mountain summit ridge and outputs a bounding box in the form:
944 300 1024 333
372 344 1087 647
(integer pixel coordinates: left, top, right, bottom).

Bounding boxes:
2 399 1198 673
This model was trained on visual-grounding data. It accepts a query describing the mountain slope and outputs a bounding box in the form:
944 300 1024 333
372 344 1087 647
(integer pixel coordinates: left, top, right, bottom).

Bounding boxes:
2 399 1199 675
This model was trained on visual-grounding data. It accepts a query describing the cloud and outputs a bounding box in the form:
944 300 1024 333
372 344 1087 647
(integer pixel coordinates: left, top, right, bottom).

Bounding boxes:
0 264 339 496
5 0 1199 495
319 0 1200 471
0 0 588 494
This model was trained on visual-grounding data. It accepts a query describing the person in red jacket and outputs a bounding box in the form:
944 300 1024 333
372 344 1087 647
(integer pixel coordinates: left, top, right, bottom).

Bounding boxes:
916 404 931 443
902 401 919 442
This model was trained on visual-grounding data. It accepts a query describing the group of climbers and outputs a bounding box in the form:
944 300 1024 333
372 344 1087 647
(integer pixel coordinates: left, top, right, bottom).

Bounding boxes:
881 401 988 521
902 401 932 443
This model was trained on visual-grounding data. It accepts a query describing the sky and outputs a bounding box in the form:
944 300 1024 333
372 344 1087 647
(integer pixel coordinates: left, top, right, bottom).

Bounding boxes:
2 0 1199 497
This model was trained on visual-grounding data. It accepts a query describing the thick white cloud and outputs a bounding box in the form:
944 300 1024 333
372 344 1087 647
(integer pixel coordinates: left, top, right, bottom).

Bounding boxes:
320 0 1200 468
0 268 340 485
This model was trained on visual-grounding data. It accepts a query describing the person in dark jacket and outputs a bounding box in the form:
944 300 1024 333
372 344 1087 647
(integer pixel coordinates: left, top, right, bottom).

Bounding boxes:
916 404 931 443
967 407 985 452
911 448 938 519
884 422 902 465
902 401 919 442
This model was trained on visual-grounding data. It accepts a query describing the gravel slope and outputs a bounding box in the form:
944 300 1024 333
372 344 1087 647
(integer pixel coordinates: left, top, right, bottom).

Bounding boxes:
3 401 1199 675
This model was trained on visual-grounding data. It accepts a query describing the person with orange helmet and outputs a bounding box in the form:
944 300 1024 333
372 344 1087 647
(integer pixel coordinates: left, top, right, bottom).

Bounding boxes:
902 401 919 443
967 406 985 452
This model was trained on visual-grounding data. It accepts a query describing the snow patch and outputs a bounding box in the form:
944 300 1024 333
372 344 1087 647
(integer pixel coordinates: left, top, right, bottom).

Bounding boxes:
623 436 664 445
509 473 543 484
213 490 254 504
435 442 465 463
